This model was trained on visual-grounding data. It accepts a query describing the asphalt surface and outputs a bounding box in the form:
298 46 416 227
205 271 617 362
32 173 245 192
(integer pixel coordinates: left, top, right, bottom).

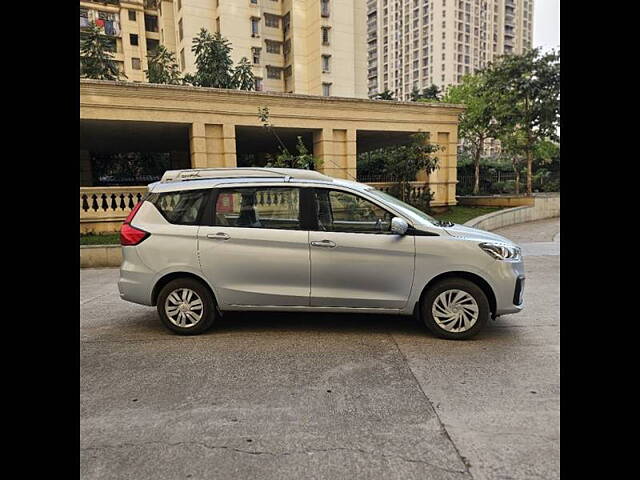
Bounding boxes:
80 218 560 480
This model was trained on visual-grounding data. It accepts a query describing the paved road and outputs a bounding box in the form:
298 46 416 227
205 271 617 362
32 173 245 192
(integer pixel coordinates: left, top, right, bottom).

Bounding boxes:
80 218 559 480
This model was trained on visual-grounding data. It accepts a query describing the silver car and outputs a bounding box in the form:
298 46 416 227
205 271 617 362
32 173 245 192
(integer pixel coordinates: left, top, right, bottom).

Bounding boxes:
118 168 524 339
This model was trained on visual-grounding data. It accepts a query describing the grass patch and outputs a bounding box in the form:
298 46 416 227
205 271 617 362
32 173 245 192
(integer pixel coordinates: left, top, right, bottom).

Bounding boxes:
80 233 120 246
430 206 503 225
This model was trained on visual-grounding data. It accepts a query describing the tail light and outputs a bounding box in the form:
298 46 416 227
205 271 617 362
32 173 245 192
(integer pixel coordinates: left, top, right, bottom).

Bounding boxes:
124 201 144 224
120 201 150 246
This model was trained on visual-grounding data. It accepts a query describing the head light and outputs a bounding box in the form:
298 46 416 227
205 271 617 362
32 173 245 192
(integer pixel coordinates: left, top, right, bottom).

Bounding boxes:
479 242 522 262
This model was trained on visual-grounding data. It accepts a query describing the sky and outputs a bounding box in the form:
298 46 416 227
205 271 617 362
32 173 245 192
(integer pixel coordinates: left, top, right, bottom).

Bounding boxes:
534 0 560 52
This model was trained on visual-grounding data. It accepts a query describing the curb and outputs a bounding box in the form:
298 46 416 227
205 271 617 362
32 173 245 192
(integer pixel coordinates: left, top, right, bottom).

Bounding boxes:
463 194 560 232
80 245 122 268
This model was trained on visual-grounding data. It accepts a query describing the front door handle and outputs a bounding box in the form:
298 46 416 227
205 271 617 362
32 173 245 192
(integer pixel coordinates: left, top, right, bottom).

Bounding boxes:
311 240 336 248
207 232 230 240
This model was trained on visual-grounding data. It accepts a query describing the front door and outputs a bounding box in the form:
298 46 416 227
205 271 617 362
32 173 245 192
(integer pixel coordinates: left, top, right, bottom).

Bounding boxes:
198 186 310 307
309 188 415 309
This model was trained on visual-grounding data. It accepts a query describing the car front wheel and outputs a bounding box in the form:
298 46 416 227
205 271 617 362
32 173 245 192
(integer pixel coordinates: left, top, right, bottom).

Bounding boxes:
421 278 490 340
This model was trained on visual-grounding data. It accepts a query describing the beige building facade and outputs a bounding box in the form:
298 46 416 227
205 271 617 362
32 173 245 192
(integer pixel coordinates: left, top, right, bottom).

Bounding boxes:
80 0 163 82
81 0 367 98
80 80 464 232
367 0 534 100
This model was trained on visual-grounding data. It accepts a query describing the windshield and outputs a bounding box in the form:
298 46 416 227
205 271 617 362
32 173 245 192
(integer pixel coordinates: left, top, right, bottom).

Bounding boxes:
365 188 438 226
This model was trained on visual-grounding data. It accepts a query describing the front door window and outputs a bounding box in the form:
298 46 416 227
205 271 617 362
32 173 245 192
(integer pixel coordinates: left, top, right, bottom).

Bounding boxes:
314 189 392 233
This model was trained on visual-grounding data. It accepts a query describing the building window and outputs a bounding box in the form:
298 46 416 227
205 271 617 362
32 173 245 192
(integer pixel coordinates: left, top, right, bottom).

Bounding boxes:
283 12 291 34
129 34 139 46
128 10 136 21
180 49 185 69
251 17 260 37
144 14 158 32
132 57 141 70
216 17 221 33
322 82 331 96
178 18 183 41
255 77 263 91
178 0 182 10
146 38 159 53
250 0 258 4
265 40 281 54
252 47 261 64
321 27 330 45
264 13 280 28
322 55 331 73
321 0 330 17
267 66 281 79
80 8 90 28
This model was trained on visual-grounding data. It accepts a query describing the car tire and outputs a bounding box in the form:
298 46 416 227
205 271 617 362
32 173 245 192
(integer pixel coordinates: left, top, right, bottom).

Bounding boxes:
421 278 490 340
157 278 216 335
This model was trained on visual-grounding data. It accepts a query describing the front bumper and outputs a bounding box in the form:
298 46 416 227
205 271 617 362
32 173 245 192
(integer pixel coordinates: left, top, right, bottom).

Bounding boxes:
490 259 526 315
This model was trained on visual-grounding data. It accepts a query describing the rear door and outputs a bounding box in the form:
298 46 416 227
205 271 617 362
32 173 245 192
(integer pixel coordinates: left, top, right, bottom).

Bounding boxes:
309 188 415 309
197 185 311 307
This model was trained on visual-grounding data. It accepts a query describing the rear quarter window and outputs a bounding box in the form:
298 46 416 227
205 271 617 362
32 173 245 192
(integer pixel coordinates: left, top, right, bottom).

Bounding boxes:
148 189 208 225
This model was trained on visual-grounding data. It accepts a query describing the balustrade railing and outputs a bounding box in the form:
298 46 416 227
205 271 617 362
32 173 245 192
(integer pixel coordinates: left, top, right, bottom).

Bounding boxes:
80 186 148 222
366 181 432 205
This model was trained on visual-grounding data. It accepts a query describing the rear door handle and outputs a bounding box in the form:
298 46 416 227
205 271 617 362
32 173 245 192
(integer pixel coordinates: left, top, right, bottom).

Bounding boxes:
207 232 230 240
310 240 336 248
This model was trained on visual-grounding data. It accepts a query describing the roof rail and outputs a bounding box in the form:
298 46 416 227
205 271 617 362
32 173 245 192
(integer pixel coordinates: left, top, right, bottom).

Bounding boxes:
160 167 333 183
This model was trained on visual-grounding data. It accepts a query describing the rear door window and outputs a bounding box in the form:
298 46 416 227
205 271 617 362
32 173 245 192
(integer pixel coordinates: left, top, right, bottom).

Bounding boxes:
214 187 301 230
149 189 208 225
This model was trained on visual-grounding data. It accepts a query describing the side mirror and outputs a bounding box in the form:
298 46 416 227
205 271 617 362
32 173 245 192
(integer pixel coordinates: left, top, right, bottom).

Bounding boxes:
391 217 409 235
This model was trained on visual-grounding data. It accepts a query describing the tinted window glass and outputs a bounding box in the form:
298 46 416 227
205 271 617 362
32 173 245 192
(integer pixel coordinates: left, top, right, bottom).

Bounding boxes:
151 190 207 225
315 189 392 233
215 187 301 230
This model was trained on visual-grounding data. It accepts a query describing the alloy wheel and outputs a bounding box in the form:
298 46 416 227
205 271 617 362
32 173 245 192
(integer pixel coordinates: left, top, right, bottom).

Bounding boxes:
431 289 479 333
164 288 204 328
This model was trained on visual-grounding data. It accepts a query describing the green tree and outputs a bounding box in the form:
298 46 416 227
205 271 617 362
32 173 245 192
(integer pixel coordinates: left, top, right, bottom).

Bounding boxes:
231 57 256 90
445 72 501 195
410 87 422 101
421 84 441 100
383 132 441 206
80 22 123 80
266 136 322 170
187 29 234 88
498 129 528 195
259 107 322 170
373 89 395 100
485 48 560 195
258 106 289 154
145 45 183 84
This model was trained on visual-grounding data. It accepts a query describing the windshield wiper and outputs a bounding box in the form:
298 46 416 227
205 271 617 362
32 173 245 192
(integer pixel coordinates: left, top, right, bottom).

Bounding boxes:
434 220 455 227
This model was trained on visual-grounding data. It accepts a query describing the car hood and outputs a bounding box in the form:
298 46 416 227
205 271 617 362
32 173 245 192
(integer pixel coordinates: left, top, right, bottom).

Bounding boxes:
439 223 517 246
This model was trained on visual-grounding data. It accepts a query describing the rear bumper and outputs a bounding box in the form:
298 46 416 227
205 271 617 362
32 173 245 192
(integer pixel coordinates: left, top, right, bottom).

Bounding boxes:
117 246 155 306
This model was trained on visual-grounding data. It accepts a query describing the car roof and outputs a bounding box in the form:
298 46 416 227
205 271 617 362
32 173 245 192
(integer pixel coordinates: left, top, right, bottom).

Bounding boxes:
160 167 332 183
148 168 370 193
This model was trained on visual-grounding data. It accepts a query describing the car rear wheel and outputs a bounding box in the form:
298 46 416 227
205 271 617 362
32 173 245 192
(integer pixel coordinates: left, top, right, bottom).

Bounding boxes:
157 278 216 335
421 278 490 340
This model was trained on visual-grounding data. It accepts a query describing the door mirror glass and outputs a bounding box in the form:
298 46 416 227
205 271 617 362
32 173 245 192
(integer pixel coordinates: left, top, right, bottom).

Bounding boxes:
390 217 409 235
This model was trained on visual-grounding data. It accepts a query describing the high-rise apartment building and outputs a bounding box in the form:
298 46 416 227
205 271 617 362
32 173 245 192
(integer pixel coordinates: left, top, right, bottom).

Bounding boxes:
80 0 367 98
367 0 534 100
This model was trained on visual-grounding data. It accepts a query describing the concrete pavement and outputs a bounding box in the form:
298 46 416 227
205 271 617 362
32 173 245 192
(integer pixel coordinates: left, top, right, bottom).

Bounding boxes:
80 218 559 480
